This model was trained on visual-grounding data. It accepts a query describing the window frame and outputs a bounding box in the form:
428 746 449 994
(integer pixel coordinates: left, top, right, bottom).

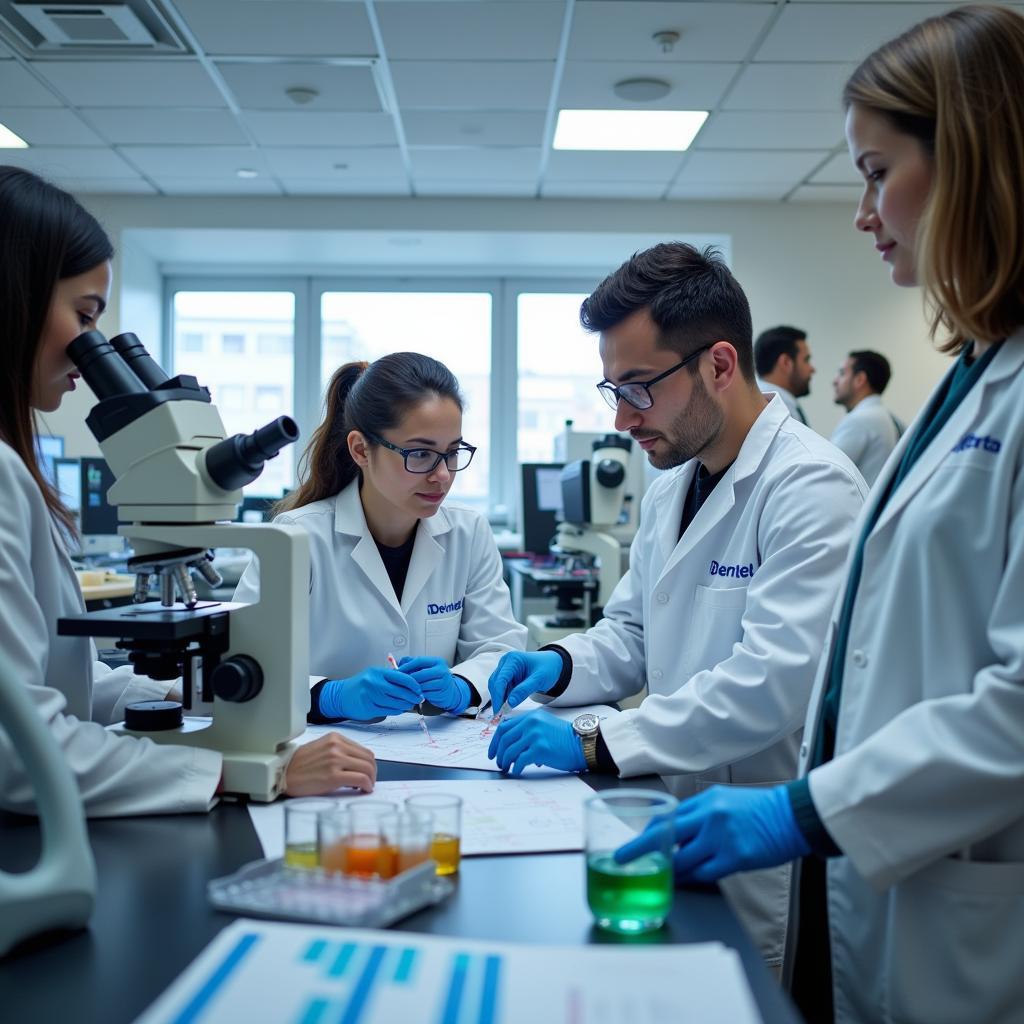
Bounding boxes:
164 273 602 525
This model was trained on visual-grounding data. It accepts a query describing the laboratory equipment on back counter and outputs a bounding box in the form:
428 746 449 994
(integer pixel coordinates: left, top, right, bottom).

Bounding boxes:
55 329 310 802
552 434 633 610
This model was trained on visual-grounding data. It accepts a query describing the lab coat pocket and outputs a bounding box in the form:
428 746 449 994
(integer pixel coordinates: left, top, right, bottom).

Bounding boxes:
424 614 461 662
683 585 748 677
886 856 1024 1024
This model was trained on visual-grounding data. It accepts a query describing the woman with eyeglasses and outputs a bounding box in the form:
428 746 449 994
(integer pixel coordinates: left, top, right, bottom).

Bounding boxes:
234 352 526 723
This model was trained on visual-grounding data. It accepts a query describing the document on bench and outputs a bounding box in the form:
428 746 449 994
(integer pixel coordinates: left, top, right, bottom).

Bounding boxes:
135 920 764 1024
249 774 630 859
300 700 620 773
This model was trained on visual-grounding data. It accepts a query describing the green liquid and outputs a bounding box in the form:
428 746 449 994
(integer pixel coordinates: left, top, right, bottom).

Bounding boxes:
586 852 672 933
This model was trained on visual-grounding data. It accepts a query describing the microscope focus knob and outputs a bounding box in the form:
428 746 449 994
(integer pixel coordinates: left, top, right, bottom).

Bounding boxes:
210 655 264 703
595 458 625 488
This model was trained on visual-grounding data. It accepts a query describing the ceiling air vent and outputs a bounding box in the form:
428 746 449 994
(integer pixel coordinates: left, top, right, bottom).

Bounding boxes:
2 1 187 53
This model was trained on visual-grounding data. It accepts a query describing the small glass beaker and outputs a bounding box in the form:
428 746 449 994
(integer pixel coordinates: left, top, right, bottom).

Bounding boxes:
405 793 463 875
284 798 335 869
317 806 352 875
585 789 676 934
380 810 434 875
343 799 399 878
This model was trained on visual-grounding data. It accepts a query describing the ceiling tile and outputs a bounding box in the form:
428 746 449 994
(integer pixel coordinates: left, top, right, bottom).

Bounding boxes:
0 107 101 146
379 2 563 60
541 179 665 199
789 184 863 202
118 145 270 179
0 146 141 178
149 176 284 196
666 181 792 201
809 152 861 185
282 177 410 196
724 62 856 111
32 61 224 108
262 146 406 179
0 62 61 106
411 147 540 181
414 180 537 197
545 150 682 183
83 108 246 146
677 149 827 183
174 0 376 57
404 110 546 147
391 61 554 110
558 60 735 111
242 110 396 147
696 111 844 150
72 179 159 195
217 63 382 112
755 3 949 62
569 2 775 62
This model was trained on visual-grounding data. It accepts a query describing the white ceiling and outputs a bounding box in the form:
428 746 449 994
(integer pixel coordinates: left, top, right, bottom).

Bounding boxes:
0 0 1017 202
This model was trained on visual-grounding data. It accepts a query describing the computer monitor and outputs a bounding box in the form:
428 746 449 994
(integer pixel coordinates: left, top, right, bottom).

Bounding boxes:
520 462 564 557
79 456 124 557
37 434 64 487
52 457 81 514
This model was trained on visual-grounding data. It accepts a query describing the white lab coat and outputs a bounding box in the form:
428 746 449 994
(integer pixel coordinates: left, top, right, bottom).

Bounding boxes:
794 334 1024 1024
830 394 901 485
546 395 867 964
233 480 526 703
0 442 221 817
755 377 807 425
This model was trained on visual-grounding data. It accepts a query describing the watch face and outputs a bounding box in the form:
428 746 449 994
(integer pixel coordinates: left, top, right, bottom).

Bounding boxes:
573 713 600 735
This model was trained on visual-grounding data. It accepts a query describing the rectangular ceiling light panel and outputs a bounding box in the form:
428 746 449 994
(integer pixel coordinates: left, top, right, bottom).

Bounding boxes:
553 109 708 152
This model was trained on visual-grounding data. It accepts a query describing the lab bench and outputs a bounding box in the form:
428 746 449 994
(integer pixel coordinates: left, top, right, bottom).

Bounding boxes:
0 763 802 1024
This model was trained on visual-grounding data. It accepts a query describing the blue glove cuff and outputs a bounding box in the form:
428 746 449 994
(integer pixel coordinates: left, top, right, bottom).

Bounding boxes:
771 785 811 859
317 679 347 720
449 677 472 716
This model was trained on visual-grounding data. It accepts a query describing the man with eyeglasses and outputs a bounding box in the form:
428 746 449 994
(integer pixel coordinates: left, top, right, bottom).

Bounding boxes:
487 243 867 968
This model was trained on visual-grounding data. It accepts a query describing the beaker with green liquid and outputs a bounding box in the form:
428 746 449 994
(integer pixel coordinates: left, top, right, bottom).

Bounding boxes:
585 789 676 934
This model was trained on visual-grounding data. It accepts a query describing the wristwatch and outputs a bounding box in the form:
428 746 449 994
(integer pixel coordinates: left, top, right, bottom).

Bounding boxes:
572 713 601 771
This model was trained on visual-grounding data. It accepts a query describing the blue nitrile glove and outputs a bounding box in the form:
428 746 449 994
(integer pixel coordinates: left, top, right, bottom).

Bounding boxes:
317 667 423 721
614 785 811 883
398 656 471 714
487 650 563 715
486 708 586 777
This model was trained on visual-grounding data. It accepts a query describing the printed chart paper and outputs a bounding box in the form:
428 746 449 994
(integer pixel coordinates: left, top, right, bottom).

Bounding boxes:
299 701 619 773
134 920 764 1024
249 775 628 859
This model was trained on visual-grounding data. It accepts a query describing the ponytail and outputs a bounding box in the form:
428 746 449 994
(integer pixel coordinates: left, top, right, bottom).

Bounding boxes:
274 352 463 516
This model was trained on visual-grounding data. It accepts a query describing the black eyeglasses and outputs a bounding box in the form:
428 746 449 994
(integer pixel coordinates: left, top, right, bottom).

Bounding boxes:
363 431 477 474
596 343 715 411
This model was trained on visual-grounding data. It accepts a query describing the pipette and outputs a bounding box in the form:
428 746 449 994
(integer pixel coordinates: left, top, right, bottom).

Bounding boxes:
388 653 434 744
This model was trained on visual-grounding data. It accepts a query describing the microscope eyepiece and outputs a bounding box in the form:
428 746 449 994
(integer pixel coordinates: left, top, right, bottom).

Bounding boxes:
67 330 148 400
204 415 299 492
109 332 170 390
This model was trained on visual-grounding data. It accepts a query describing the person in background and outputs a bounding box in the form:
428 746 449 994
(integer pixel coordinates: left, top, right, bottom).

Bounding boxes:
615 7 1024 1022
234 353 526 724
831 349 902 484
0 166 376 815
486 242 866 968
754 325 815 425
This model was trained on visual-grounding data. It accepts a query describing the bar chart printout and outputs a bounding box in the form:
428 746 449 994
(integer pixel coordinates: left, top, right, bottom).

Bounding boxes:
133 921 763 1024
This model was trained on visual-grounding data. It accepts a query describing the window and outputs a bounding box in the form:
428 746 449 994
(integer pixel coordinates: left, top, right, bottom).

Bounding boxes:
181 331 204 353
257 332 292 356
516 292 610 463
319 291 492 515
171 291 296 497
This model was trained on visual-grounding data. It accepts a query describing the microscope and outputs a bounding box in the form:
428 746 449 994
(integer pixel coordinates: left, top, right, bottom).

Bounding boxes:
553 434 633 613
56 330 310 801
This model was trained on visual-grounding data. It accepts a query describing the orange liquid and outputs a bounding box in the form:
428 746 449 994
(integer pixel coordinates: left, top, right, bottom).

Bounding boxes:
430 833 461 876
320 840 347 874
377 844 399 879
344 834 382 878
397 847 430 873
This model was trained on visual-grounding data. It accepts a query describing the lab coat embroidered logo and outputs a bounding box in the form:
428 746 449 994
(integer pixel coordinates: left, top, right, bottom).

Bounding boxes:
951 433 1002 454
427 598 465 615
708 561 756 579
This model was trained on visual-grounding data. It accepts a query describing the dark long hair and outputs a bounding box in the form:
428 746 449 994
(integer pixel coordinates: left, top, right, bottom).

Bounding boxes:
276 352 464 515
0 167 114 533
